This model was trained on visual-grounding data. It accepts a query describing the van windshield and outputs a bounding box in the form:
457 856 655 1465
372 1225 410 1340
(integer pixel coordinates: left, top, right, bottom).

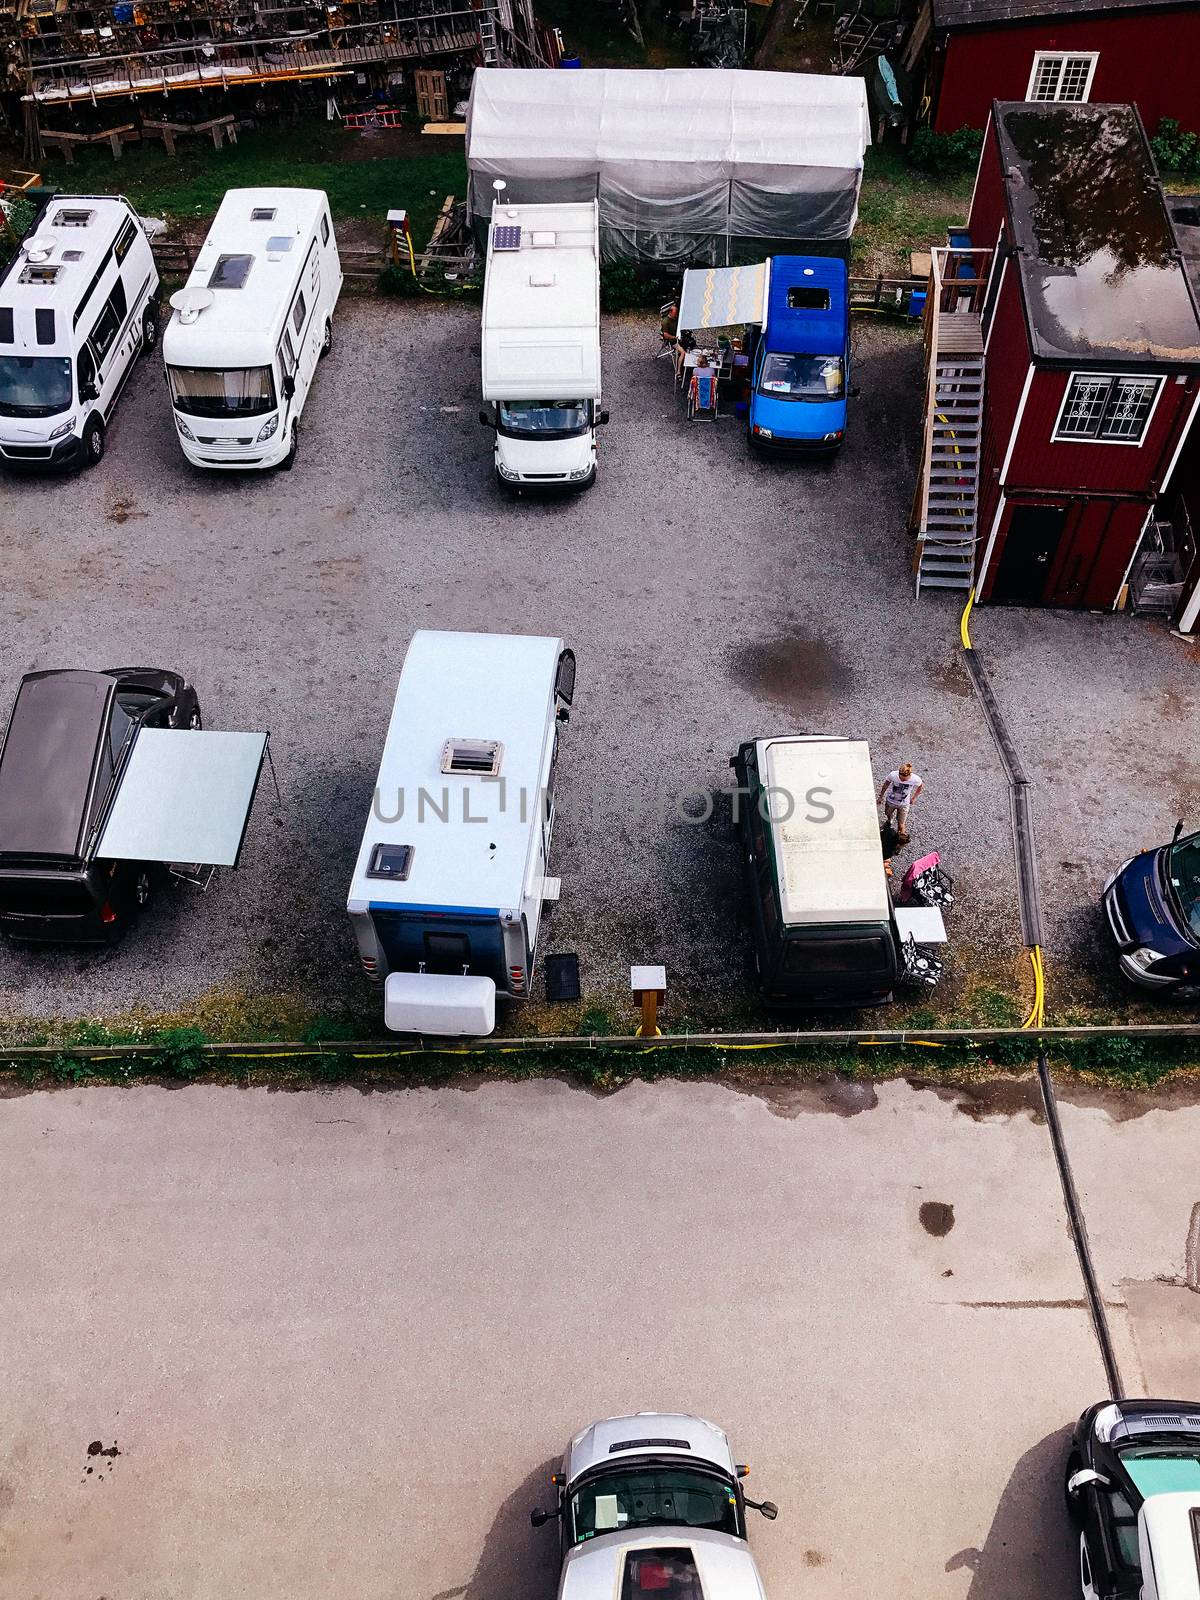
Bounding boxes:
167 364 276 417
0 354 73 417
759 353 844 401
497 400 589 439
1167 832 1200 938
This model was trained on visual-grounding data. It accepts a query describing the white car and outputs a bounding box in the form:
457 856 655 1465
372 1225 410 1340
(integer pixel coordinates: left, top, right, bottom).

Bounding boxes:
531 1413 777 1600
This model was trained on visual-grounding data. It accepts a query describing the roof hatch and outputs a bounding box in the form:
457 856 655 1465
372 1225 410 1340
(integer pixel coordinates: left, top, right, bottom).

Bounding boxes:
440 739 503 776
209 253 254 290
52 207 94 228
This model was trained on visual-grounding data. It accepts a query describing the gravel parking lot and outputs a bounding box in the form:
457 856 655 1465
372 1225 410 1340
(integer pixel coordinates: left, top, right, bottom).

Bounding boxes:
0 1077 1114 1600
1 299 1196 1031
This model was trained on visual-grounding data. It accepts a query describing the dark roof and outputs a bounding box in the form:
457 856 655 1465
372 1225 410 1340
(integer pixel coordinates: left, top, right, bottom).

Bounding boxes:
0 671 112 859
932 0 1189 30
995 101 1200 366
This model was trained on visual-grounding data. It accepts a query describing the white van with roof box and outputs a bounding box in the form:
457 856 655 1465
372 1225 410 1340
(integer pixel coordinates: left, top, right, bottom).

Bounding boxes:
0 193 159 470
347 629 576 1036
479 199 607 494
732 735 905 1006
163 186 340 471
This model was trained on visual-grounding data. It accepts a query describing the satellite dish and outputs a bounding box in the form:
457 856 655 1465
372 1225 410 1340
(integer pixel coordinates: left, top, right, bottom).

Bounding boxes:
21 235 56 263
169 286 215 324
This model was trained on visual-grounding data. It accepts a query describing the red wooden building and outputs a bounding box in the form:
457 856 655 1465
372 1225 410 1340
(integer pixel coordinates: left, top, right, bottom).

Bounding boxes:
911 101 1200 609
903 0 1200 138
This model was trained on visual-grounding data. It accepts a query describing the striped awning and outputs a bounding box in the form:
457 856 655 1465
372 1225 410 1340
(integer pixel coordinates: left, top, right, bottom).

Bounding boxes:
677 261 768 332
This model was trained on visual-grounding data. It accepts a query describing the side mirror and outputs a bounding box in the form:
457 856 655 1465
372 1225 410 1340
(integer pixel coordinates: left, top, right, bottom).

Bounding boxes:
479 408 492 426
598 409 610 425
745 1496 778 1520
282 374 296 400
1067 1469 1110 1495
80 382 98 403
556 707 570 725
1173 818 1185 844
530 1508 557 1528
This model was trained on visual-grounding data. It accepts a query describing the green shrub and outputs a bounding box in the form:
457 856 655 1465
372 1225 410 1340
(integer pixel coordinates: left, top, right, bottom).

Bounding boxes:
909 126 984 178
1 196 37 267
1149 118 1200 177
599 262 680 312
378 262 426 297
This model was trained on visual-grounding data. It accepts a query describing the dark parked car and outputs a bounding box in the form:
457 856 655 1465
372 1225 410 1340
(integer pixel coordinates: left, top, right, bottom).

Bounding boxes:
1103 826 1200 997
0 667 200 941
1065 1398 1200 1600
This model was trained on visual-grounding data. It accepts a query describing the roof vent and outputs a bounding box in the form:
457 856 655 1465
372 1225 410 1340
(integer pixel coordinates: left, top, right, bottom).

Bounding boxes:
52 207 93 228
21 234 56 264
528 270 556 288
169 285 215 324
251 206 277 221
61 249 84 262
208 253 254 290
440 739 503 776
266 235 294 255
366 843 414 881
18 262 61 285
530 229 556 248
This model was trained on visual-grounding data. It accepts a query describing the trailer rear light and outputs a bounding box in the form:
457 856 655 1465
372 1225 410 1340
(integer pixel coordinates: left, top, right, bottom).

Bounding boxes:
100 903 116 924
360 955 377 974
509 965 526 992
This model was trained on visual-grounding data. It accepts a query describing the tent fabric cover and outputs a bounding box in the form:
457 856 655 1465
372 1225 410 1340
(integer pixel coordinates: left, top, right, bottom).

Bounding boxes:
678 262 768 331
467 69 870 263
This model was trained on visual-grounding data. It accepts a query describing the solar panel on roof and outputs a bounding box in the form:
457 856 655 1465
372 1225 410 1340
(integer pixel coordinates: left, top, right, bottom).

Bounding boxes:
492 225 522 252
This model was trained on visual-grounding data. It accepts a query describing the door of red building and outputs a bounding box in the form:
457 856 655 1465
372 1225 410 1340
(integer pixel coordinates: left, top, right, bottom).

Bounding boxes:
991 504 1069 603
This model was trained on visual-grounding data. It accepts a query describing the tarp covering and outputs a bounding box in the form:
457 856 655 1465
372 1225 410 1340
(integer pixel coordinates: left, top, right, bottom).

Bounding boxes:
466 68 870 264
678 262 768 330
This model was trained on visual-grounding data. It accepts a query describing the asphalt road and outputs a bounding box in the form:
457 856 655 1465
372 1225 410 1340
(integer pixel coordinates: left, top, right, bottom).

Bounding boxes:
1 300 1195 1031
0 1076 1124 1600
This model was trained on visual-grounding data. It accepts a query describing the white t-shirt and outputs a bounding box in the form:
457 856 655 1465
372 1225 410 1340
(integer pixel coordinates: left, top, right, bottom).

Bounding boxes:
884 771 922 807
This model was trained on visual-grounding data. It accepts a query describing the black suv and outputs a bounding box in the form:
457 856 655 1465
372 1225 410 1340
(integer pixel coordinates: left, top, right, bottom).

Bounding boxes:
0 667 200 941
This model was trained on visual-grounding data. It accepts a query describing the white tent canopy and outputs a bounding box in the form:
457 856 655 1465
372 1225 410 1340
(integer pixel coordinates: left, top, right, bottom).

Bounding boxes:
466 68 870 264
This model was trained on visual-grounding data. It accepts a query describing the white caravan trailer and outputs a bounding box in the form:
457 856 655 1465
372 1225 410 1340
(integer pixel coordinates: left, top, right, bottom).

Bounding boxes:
347 630 576 1036
479 199 606 494
162 187 341 470
0 194 159 470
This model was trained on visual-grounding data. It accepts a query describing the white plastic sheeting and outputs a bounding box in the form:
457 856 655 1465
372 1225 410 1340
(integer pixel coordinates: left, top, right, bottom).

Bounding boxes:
466 68 870 263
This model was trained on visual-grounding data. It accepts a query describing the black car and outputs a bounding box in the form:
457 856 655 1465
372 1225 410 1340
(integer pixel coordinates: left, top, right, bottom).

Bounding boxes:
0 667 200 941
1065 1398 1200 1599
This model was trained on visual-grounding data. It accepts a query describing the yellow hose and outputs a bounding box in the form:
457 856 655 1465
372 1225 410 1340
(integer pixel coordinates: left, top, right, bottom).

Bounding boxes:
959 586 975 649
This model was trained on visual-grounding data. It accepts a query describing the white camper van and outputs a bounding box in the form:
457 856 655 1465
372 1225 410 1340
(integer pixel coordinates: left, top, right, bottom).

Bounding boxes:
162 187 341 471
478 199 606 494
347 630 576 1037
0 194 159 470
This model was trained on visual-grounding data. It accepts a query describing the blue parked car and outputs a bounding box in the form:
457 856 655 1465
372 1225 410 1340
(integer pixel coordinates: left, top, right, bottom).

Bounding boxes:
748 255 852 455
1103 824 1200 996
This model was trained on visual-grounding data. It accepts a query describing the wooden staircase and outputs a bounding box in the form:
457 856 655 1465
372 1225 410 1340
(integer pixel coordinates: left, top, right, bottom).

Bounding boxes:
911 248 992 596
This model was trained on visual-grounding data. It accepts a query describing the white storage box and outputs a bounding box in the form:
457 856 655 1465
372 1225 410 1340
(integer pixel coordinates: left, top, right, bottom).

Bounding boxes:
383 971 497 1036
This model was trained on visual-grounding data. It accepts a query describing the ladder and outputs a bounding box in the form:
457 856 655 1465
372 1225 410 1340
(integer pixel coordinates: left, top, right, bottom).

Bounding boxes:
916 317 983 593
478 3 500 64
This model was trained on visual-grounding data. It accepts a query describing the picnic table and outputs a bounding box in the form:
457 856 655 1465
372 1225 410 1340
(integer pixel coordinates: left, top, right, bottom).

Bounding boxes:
41 123 137 162
141 114 238 155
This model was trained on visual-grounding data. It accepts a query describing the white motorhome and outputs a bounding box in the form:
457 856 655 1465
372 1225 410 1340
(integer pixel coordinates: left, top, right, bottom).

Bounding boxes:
347 630 576 1036
0 194 159 470
479 199 606 494
162 187 341 471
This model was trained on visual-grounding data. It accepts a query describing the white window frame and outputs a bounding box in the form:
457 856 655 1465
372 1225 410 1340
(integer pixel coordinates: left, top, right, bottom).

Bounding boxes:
1051 371 1164 447
1026 50 1099 103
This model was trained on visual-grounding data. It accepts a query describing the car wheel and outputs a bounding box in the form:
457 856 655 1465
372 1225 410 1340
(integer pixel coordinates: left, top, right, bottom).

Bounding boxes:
142 303 161 353
320 317 333 358
280 421 298 471
82 414 105 467
188 703 202 730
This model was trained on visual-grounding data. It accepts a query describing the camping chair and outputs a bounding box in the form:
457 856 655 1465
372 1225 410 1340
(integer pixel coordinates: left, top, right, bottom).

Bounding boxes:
687 366 718 420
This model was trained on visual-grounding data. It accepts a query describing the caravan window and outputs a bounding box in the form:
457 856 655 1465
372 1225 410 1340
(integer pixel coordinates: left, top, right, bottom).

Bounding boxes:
89 300 120 363
291 289 307 336
759 353 845 401
277 329 296 374
783 934 891 975
423 931 470 973
167 364 276 418
320 212 330 245
113 218 138 263
0 355 73 417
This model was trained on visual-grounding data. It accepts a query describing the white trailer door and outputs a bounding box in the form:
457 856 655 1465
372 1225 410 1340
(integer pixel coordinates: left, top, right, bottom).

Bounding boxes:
97 728 269 867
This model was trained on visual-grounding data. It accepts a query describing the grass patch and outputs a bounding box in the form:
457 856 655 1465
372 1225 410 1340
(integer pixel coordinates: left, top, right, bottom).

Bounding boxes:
33 125 466 245
854 145 973 276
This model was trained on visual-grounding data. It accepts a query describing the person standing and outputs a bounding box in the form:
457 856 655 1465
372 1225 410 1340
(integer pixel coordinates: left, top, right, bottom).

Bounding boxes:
878 762 923 841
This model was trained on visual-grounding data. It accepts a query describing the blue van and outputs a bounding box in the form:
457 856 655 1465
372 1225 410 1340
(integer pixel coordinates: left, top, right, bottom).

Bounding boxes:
1103 825 1200 996
748 255 851 455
